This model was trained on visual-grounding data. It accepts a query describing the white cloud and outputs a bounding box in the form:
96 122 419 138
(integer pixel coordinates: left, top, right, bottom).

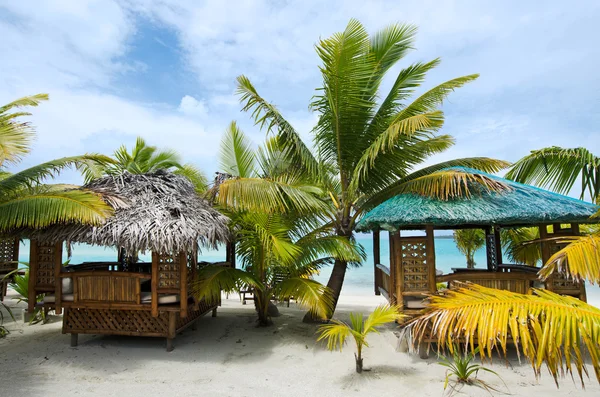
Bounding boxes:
178 95 208 117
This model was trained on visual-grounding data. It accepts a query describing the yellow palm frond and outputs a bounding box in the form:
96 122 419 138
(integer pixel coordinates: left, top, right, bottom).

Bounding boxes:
398 169 512 200
539 234 600 284
411 284 600 387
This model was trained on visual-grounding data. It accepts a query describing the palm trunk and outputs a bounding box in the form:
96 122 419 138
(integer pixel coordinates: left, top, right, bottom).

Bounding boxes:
355 352 363 373
254 288 272 326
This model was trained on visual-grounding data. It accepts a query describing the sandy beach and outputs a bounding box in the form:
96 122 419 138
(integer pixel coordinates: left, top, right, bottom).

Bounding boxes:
0 289 598 397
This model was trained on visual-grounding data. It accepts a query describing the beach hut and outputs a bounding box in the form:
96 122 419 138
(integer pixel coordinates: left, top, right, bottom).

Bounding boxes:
20 171 230 351
356 167 599 318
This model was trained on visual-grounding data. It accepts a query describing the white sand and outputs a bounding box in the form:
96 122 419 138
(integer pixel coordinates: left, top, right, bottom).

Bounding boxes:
1 289 599 397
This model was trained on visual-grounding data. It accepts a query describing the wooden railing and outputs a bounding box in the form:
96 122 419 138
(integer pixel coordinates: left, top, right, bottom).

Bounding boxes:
375 264 392 302
436 270 540 294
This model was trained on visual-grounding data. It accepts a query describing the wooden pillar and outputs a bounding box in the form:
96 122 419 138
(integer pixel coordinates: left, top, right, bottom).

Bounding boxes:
388 231 397 305
425 226 436 293
179 252 188 318
54 242 63 315
226 239 236 268
12 238 19 263
167 311 176 352
373 230 381 295
494 226 502 268
28 240 38 313
151 252 159 318
539 224 551 263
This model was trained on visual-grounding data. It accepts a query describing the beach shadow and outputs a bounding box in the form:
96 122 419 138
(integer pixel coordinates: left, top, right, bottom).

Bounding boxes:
339 364 419 389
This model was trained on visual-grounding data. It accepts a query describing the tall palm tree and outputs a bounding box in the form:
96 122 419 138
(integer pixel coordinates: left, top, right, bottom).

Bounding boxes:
81 137 208 192
194 123 365 325
506 146 600 203
453 229 485 268
219 20 509 318
0 94 113 231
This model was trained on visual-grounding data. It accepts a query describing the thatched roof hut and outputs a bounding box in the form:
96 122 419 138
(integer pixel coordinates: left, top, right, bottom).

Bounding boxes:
357 167 599 232
24 170 230 254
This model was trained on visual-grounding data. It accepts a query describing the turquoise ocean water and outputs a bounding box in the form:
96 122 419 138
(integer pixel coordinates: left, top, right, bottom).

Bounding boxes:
17 233 600 303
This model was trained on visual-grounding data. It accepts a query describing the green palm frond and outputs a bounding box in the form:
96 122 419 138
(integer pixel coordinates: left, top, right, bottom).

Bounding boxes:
0 94 49 166
236 75 319 177
539 234 600 284
501 227 541 266
192 265 261 304
0 154 115 193
273 277 333 319
506 147 600 202
220 121 256 178
0 187 113 231
216 176 326 215
411 284 600 387
174 164 209 193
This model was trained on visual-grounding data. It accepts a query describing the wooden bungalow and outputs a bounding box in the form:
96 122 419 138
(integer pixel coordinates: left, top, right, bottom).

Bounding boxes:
356 167 599 319
19 171 230 351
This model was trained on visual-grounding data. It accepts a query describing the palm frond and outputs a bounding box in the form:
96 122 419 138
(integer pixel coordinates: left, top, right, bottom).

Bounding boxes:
0 187 113 231
174 164 209 193
273 277 333 319
411 283 600 387
363 304 403 334
0 154 115 193
317 320 352 352
216 176 326 215
192 265 261 304
501 227 541 266
393 169 512 201
219 121 256 178
236 75 319 176
506 147 600 201
539 234 600 284
0 94 49 166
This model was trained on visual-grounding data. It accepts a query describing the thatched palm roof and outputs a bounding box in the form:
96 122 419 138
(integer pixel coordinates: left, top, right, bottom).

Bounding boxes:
26 171 230 254
356 167 599 231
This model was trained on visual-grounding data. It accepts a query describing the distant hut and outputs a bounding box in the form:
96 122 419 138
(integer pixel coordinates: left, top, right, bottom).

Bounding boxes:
357 167 599 318
21 170 230 351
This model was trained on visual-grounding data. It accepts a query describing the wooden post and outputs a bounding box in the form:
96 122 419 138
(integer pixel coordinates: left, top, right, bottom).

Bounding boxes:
179 252 188 318
167 311 176 352
388 231 397 305
54 242 63 315
539 224 551 263
70 333 78 347
151 252 159 318
494 226 502 269
394 231 403 307
425 226 436 293
373 230 381 295
12 238 19 264
28 240 38 313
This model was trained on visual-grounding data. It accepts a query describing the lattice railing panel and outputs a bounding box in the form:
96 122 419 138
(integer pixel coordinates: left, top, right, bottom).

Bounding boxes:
548 241 581 290
0 238 18 273
64 308 170 334
157 253 181 289
36 244 56 287
401 240 429 292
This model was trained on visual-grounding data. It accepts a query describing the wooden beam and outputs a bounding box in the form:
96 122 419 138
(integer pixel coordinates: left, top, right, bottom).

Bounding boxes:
425 226 436 293
494 226 502 270
54 242 63 315
151 252 159 318
388 231 397 306
28 240 38 313
373 230 381 295
179 251 188 318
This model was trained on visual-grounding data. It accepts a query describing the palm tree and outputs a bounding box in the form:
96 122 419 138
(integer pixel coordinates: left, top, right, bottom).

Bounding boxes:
501 227 541 266
221 19 509 318
0 94 113 231
194 122 364 326
317 304 401 373
81 137 208 192
506 146 600 203
453 229 485 268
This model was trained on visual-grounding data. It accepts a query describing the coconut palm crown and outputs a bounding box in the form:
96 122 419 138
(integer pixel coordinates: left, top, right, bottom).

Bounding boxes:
218 19 509 318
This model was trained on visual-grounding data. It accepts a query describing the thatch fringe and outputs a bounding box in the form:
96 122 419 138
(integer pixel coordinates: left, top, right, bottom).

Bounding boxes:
23 171 230 254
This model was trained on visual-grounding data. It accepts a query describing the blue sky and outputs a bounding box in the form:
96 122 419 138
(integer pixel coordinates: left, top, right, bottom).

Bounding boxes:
1 0 599 189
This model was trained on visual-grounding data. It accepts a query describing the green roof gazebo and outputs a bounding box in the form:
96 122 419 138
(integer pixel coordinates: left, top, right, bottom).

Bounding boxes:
356 167 599 317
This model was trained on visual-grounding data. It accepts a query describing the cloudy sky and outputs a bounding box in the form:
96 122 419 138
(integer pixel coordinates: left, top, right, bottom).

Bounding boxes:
1 0 599 186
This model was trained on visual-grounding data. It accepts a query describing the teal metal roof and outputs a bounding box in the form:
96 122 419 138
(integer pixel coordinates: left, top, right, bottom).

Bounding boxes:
356 167 599 231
